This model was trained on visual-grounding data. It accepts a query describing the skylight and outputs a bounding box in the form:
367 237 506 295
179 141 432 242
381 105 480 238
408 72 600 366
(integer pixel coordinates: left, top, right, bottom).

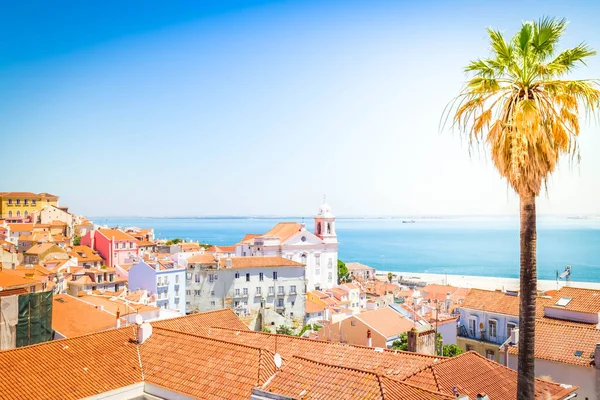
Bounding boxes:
555 297 572 307
574 350 583 357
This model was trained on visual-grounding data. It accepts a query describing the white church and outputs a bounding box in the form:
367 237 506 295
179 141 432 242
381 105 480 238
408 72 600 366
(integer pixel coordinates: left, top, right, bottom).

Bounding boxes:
235 202 339 291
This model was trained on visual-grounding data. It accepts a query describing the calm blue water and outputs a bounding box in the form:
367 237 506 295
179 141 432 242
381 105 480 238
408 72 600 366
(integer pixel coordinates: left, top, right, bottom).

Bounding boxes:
91 216 600 282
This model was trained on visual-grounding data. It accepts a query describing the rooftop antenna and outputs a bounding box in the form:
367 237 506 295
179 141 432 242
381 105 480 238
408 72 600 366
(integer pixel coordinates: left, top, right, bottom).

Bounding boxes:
558 265 572 287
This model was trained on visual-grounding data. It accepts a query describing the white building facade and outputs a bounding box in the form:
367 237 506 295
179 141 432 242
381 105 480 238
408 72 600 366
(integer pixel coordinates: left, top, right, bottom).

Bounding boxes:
235 202 338 291
186 256 306 325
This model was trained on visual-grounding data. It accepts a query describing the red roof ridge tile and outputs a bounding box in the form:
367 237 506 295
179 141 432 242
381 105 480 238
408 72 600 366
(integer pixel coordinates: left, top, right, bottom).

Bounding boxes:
153 326 270 352
381 375 455 400
209 326 445 361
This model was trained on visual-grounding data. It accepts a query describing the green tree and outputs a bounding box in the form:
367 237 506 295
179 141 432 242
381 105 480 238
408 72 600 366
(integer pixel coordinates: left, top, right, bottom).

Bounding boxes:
387 272 393 283
337 259 351 283
442 344 463 357
276 325 294 335
165 238 183 245
391 333 408 351
298 323 322 337
72 232 81 246
445 17 599 398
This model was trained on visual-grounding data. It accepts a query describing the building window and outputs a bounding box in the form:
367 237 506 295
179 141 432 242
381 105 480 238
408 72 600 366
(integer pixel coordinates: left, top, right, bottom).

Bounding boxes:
328 259 333 269
16 211 20 217
259 272 264 281
301 254 307 264
351 321 356 326
8 211 12 217
273 271 278 280
130 242 134 249
278 299 284 307
268 286 274 295
328 272 333 281
211 301 216 306
186 290 191 295
211 290 215 296
278 286 284 294
466 344 474 351
16 199 20 205
246 273 250 282
243 288 248 296
209 274 214 283
24 199 28 205
194 290 200 296
256 287 262 295
316 269 320 275
488 320 497 339
290 285 296 294
469 317 477 337
175 275 179 284
234 301 239 307
235 289 240 296
195 274 200 283
291 301 295 307
486 350 495 360
315 254 320 267
24 211 28 218
8 199 12 205
32 200 36 205
235 272 240 279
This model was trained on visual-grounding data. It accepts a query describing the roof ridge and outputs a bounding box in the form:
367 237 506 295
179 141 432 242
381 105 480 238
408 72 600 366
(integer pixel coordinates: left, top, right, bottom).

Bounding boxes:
380 375 454 399
290 354 384 376
153 326 266 352
209 326 443 359
535 318 600 330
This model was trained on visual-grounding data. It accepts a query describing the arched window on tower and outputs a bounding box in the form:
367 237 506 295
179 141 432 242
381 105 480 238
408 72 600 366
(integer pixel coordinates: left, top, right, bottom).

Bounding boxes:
16 211 21 217
301 253 307 265
327 222 331 234
317 223 321 235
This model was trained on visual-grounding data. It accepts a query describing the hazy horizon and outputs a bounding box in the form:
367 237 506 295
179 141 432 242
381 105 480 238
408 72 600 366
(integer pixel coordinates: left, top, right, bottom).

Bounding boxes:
2 0 599 217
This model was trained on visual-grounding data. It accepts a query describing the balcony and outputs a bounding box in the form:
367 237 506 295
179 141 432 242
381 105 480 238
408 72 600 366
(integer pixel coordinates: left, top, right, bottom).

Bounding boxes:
458 325 505 345
234 292 249 299
267 292 275 297
254 293 263 298
289 290 297 296
157 281 169 288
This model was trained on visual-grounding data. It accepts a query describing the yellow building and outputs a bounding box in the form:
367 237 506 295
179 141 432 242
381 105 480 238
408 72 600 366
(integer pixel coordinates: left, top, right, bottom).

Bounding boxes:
0 192 58 220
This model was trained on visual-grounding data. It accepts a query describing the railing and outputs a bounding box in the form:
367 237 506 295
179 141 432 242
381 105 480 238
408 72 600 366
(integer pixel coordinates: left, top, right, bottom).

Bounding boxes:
289 290 297 295
254 292 263 297
457 325 505 345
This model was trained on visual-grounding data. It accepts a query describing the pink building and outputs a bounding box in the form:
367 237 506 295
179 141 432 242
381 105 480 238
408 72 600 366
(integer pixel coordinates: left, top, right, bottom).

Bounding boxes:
81 228 138 267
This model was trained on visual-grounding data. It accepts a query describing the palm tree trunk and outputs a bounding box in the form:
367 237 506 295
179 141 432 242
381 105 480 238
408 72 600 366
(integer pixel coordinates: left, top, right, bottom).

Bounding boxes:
517 193 537 399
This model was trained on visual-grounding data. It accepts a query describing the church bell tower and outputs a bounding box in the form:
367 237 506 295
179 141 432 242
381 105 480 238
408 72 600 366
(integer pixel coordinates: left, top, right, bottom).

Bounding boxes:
314 201 337 244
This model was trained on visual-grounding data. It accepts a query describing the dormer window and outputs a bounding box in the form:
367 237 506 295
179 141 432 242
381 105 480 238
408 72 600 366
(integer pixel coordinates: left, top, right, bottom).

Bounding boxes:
555 297 572 307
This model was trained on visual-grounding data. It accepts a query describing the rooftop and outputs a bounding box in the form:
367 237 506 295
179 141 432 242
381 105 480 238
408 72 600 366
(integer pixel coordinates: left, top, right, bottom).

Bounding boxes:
346 261 376 271
461 288 549 318
259 222 303 243
354 307 416 338
545 286 600 314
506 319 600 368
97 228 137 241
52 294 122 338
217 256 304 269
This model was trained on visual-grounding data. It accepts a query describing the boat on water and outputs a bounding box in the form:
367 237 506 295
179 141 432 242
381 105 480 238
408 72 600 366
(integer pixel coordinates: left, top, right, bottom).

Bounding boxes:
402 220 416 224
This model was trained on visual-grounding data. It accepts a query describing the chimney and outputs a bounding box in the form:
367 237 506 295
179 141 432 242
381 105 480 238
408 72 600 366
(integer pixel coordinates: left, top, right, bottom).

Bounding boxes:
407 328 418 352
226 258 232 269
138 322 153 344
366 329 372 347
97 305 104 312
510 327 519 345
116 310 121 328
595 343 600 370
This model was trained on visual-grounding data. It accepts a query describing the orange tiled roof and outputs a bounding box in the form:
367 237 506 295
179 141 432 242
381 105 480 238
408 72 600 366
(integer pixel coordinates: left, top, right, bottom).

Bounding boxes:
461 288 549 317
52 294 121 338
69 245 104 263
260 222 303 243
78 295 158 316
142 328 277 399
239 233 261 244
545 286 600 314
151 308 249 334
0 271 42 289
97 228 136 241
354 307 416 338
306 299 326 313
402 351 577 400
203 326 441 379
187 253 218 264
217 256 304 269
506 319 600 367
24 243 63 255
261 355 454 400
7 223 34 232
346 262 376 271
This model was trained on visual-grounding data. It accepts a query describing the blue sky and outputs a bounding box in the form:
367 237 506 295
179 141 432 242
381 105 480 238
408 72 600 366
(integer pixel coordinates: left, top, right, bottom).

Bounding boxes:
1 0 599 217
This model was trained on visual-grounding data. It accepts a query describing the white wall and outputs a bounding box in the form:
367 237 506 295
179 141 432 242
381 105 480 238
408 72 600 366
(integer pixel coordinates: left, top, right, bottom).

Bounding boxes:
508 354 600 400
458 307 518 346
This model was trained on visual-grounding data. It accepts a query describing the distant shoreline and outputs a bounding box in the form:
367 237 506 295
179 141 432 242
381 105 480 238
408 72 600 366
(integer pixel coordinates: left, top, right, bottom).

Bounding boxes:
376 270 600 291
89 214 600 220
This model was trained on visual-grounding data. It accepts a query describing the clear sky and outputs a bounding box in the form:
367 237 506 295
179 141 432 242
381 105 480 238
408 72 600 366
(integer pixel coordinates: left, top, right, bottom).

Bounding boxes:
1 0 599 217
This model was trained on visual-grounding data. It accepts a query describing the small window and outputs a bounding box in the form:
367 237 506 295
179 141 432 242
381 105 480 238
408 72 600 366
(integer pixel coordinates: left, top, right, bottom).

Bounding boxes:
243 288 248 296
259 272 264 281
273 271 278 280
211 290 215 296
291 301 295 307
256 287 262 295
210 301 216 306
556 297 572 307
488 320 497 339
351 321 356 326
246 273 250 282
574 350 583 357
235 289 240 296
486 350 495 360
235 272 240 279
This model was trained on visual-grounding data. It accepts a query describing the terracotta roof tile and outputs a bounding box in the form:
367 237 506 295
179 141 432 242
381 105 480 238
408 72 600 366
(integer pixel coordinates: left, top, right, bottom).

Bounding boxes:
306 299 326 313
151 308 249 334
203 326 441 379
52 294 121 338
261 222 303 243
0 271 42 289
69 245 104 263
461 289 549 318
403 351 577 400
239 233 261 244
545 286 600 314
354 307 416 338
262 356 454 400
7 223 34 232
506 320 600 367
218 256 304 269
186 253 218 264
97 228 136 241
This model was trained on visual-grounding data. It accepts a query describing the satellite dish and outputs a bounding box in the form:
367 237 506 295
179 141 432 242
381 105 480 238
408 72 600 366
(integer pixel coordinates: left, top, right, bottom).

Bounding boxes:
479 322 484 330
135 314 143 325
274 353 282 368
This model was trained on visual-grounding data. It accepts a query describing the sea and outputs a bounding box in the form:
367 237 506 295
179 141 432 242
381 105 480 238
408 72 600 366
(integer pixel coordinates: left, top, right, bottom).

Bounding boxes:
91 215 600 283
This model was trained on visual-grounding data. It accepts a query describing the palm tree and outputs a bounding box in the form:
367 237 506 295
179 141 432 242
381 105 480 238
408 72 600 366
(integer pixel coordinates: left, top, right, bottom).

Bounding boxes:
444 17 599 399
